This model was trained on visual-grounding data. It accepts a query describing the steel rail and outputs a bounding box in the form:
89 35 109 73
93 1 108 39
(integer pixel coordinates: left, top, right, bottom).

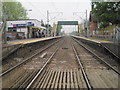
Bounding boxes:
72 43 92 90
73 38 120 75
25 39 63 89
0 38 61 77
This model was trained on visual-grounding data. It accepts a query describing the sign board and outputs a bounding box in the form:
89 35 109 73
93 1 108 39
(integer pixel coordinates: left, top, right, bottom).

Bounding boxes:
27 22 34 27
58 21 78 25
16 24 27 27
13 22 34 27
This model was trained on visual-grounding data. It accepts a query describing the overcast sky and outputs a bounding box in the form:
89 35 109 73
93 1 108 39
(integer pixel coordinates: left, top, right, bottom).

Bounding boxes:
19 0 91 33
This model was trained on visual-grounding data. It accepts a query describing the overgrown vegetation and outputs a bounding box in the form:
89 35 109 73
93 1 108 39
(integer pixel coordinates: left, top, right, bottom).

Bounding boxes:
92 2 120 28
70 31 79 35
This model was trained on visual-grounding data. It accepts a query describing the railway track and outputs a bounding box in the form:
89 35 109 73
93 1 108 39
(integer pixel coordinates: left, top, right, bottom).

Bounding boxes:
2 38 63 88
2 38 61 73
73 38 119 88
25 37 88 89
2 36 119 89
73 38 120 75
72 44 92 90
25 39 63 89
1 38 61 76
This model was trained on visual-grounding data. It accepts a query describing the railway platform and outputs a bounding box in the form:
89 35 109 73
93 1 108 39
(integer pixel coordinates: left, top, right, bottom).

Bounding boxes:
2 36 62 60
3 36 62 47
72 35 120 59
72 35 113 44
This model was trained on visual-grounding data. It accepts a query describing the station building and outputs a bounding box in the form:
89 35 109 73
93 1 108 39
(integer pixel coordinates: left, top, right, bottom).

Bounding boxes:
6 19 46 40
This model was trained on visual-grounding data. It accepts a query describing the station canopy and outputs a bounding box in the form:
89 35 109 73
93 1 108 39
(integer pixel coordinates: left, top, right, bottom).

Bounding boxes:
57 21 78 25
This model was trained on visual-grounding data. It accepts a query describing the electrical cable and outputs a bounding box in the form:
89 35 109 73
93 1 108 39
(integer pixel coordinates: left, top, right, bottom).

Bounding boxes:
26 0 47 20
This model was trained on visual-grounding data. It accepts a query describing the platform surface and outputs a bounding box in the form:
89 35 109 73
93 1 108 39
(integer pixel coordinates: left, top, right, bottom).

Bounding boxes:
72 36 113 43
3 36 61 47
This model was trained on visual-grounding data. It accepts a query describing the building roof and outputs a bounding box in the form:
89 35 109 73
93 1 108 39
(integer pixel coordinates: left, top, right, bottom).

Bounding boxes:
7 19 41 22
7 19 46 29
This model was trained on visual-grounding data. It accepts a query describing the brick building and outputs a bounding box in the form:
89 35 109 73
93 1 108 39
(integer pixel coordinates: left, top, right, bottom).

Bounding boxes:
89 11 98 36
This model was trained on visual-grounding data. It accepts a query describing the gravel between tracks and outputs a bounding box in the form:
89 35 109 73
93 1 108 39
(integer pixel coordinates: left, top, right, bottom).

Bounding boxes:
47 36 79 70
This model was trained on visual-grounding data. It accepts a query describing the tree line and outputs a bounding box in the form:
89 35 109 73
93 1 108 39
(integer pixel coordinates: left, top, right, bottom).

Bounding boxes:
2 0 27 21
92 1 120 28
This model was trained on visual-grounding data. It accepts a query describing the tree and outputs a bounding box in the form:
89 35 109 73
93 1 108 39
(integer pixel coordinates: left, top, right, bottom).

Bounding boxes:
57 25 62 34
57 25 62 30
92 2 120 25
70 31 79 35
44 24 51 28
100 22 109 28
2 0 28 21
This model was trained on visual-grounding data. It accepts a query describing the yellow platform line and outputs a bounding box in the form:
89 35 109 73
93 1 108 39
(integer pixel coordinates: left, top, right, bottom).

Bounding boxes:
7 37 55 45
72 36 113 43
89 38 112 43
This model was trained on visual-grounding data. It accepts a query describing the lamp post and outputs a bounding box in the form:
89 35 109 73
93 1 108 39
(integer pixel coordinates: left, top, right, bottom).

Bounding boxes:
46 10 49 37
73 10 89 37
